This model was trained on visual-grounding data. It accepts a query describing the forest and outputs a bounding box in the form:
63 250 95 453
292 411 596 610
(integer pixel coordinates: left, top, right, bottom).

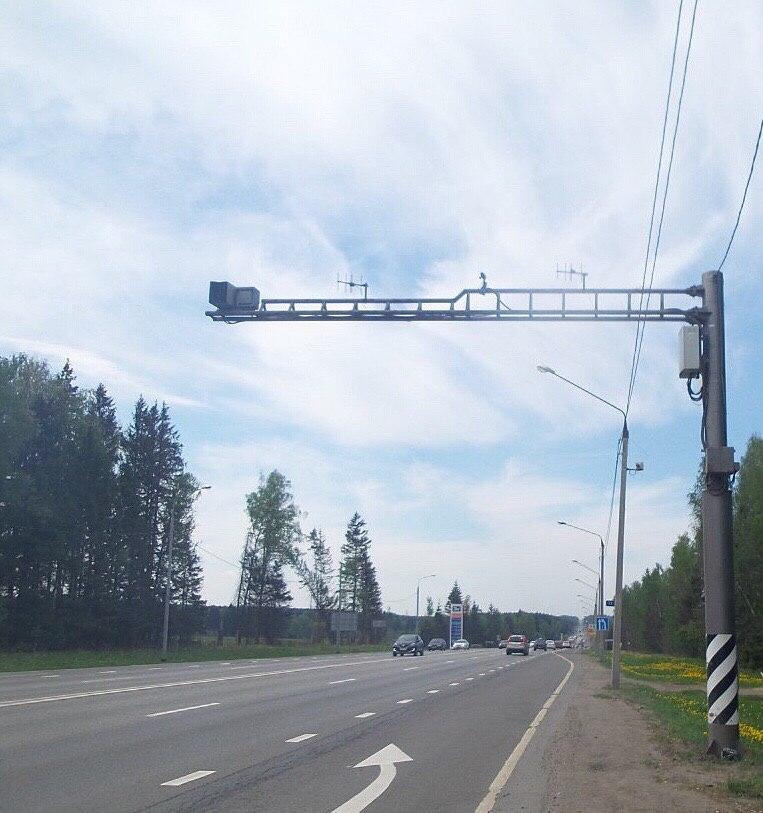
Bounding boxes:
621 436 762 667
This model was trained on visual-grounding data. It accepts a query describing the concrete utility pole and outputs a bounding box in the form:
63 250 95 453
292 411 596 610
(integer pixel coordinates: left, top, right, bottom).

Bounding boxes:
701 271 739 756
161 484 210 660
415 574 436 636
161 503 176 660
611 423 628 688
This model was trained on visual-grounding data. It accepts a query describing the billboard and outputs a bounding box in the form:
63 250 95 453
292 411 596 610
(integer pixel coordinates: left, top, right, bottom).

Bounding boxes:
449 604 463 647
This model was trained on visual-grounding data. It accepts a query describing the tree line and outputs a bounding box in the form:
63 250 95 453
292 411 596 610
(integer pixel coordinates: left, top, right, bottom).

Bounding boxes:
0 355 203 650
621 435 762 668
417 581 577 645
234 470 384 644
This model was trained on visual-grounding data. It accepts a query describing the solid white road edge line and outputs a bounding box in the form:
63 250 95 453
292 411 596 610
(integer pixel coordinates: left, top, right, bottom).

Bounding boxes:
161 770 215 787
474 654 575 813
286 733 317 743
0 656 395 709
147 703 220 717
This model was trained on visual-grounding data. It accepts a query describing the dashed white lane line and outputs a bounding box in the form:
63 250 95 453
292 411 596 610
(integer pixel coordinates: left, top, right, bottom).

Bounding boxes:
286 733 317 743
445 660 454 663
328 678 356 685
466 677 474 681
220 662 231 666
41 675 60 679
479 673 486 676
449 682 460 686
187 665 201 669
397 699 414 704
402 667 420 671
355 712 376 719
99 670 117 674
426 689 440 694
162 771 215 787
147 703 220 718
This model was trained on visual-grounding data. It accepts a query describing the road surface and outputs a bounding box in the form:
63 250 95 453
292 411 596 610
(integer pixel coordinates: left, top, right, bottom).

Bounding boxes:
0 648 574 812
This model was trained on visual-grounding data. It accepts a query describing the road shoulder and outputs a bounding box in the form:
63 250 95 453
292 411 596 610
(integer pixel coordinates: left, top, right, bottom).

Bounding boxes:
492 652 759 813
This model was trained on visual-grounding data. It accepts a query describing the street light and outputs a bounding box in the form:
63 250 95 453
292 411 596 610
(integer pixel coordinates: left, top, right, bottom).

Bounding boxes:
560 520 606 632
162 484 211 659
539 365 641 688
414 574 436 636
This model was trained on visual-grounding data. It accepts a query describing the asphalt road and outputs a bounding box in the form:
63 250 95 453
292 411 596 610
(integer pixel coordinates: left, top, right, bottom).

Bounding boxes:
0 648 574 812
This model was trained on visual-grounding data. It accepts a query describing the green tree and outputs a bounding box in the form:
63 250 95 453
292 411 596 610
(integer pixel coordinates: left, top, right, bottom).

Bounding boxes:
237 471 299 643
297 528 336 641
734 436 763 667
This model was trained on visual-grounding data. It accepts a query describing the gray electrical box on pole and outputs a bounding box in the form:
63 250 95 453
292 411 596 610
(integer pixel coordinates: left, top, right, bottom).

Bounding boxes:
207 273 740 755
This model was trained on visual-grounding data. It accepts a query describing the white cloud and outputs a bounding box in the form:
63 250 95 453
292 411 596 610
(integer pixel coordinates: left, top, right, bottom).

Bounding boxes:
1 1 759 610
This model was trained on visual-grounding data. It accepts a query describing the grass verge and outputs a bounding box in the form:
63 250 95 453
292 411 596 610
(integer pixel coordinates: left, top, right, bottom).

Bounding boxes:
592 650 763 688
0 642 389 672
618 682 763 800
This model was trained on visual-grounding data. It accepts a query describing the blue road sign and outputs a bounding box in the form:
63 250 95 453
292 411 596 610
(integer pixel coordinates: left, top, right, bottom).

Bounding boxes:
596 616 609 631
449 604 463 646
605 599 615 607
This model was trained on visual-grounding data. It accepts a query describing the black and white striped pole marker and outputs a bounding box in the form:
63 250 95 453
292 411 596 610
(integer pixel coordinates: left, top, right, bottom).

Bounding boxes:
701 272 740 757
706 633 739 728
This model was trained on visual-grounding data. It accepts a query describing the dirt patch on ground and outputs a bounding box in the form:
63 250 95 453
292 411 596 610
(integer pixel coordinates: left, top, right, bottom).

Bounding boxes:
541 656 759 813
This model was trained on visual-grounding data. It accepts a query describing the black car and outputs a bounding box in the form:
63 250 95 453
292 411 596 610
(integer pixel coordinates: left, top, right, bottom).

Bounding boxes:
392 634 424 656
427 638 447 651
534 638 547 651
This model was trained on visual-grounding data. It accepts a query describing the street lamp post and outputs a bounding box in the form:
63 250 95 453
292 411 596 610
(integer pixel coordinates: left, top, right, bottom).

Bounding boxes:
162 484 211 660
540 366 642 688
414 574 436 636
561 521 606 650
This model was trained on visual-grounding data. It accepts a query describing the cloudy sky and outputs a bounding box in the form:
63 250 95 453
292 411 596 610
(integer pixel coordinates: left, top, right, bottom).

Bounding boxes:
2 2 761 617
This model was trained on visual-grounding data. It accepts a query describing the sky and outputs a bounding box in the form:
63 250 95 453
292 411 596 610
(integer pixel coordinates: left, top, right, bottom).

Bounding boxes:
1 1 761 618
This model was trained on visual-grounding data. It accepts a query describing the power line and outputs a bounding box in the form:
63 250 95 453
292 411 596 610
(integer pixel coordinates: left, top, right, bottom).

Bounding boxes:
626 0 699 416
717 117 763 271
603 436 623 557
626 0 685 417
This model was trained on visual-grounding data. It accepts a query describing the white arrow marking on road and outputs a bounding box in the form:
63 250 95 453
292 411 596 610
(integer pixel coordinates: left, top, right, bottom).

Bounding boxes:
330 744 412 813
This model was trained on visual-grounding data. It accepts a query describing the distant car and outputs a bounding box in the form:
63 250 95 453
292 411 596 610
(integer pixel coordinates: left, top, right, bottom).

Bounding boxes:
451 639 469 650
427 638 447 651
392 634 424 656
546 640 556 650
562 640 571 649
534 638 547 651
498 639 508 649
506 634 530 656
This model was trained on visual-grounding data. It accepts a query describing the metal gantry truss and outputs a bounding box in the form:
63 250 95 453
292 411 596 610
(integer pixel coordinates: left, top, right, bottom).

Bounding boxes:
206 283 706 324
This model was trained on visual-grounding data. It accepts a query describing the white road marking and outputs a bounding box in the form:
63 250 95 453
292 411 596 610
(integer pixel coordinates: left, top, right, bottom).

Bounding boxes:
449 682 460 686
475 654 575 813
355 712 376 718
161 770 215 787
147 703 220 717
479 673 486 676
286 733 317 743
445 660 454 663
41 675 60 679
489 669 496 672
396 698 413 704
99 670 117 674
187 665 201 668
329 678 356 685
331 744 412 813
402 667 419 671
147 667 163 670
220 662 231 666
0 656 395 709
466 677 474 681
426 689 440 694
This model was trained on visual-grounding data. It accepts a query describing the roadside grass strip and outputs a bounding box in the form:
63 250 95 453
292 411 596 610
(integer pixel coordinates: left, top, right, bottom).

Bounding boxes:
601 651 763 688
617 683 763 800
